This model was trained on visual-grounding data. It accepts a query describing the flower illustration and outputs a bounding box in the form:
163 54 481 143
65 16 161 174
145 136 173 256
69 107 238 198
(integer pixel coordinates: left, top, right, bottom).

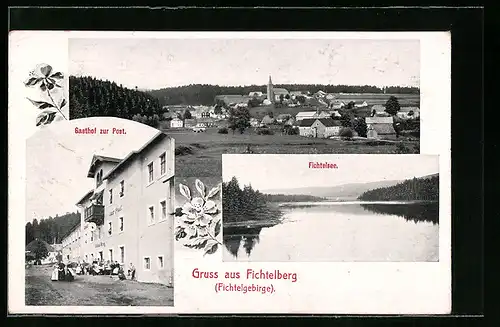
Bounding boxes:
175 179 222 256
24 63 64 91
24 63 68 126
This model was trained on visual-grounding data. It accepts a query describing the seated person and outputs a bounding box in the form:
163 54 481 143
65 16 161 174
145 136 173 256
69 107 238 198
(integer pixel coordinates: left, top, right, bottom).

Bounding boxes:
118 266 126 280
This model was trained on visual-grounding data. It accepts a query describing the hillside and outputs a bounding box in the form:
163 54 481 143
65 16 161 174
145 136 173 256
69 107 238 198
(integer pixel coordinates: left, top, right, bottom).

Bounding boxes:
25 212 81 245
262 179 404 199
69 76 163 119
358 175 439 201
148 84 419 106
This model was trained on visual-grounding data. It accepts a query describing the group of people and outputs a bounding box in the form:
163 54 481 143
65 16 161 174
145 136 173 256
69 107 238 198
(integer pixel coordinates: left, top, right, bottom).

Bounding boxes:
51 262 75 282
50 260 136 282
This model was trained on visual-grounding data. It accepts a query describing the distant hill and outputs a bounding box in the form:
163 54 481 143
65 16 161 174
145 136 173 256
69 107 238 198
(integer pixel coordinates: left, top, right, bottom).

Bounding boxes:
262 179 405 199
25 212 81 245
358 174 439 201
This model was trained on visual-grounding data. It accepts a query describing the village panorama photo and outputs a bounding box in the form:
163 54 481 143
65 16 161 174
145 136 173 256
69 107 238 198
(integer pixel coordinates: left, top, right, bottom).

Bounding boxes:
222 154 439 262
24 117 175 306
68 36 421 179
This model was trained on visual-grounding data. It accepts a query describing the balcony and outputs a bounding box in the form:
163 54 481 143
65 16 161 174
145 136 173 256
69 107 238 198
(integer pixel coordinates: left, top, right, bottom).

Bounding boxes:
84 204 105 225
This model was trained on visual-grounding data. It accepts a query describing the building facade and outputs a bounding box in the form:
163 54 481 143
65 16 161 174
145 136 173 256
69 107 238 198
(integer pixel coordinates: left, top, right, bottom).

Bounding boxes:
63 132 175 285
298 118 342 138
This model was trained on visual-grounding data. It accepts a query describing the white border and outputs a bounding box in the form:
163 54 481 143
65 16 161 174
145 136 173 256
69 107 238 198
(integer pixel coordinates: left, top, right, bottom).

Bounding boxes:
8 31 450 314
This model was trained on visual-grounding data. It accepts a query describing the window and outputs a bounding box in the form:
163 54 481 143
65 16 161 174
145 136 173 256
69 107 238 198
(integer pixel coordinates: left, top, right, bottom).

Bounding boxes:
157 255 164 269
98 251 103 261
109 189 113 204
90 232 94 242
148 206 155 225
108 222 112 235
119 246 125 264
119 217 124 232
160 153 166 175
160 200 167 221
143 257 151 270
120 180 125 197
148 162 154 183
96 169 103 186
109 249 113 262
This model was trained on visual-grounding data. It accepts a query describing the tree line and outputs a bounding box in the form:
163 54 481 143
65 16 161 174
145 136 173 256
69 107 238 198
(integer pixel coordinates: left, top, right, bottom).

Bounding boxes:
25 212 81 246
69 76 164 120
357 175 439 201
262 194 327 202
149 84 419 106
222 177 283 223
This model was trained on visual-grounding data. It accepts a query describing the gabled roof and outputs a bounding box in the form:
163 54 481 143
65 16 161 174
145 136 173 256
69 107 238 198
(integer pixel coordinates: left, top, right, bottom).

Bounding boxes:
87 155 122 178
296 111 318 117
298 118 318 127
273 88 289 94
76 189 94 206
318 118 342 127
103 131 172 182
366 116 394 124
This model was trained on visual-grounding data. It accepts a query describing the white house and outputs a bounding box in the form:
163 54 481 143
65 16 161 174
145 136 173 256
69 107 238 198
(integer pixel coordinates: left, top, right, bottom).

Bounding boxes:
70 131 175 285
298 118 342 138
169 118 184 128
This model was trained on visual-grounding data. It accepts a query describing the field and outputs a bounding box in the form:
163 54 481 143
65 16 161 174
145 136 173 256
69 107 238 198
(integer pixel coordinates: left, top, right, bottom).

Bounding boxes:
25 264 174 306
167 128 419 178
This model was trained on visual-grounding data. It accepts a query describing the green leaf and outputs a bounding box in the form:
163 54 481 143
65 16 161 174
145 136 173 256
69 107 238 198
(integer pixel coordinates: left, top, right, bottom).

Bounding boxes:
195 179 205 198
206 184 220 199
27 98 55 110
203 240 219 256
179 184 191 200
35 112 48 126
24 77 42 87
50 72 64 79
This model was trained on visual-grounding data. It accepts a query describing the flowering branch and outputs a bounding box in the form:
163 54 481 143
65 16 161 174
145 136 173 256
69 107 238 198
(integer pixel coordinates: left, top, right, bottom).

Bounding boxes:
24 63 68 126
175 179 222 256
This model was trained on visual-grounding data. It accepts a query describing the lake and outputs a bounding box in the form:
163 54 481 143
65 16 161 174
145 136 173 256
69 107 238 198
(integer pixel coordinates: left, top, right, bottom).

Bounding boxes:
222 202 439 262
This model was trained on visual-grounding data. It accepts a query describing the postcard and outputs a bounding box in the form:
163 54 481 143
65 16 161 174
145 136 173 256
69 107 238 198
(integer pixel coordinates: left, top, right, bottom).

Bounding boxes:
8 31 451 314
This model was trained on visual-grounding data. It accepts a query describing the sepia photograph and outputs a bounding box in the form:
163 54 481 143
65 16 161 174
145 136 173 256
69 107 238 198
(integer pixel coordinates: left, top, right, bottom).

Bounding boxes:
24 118 175 306
222 154 439 262
69 37 421 180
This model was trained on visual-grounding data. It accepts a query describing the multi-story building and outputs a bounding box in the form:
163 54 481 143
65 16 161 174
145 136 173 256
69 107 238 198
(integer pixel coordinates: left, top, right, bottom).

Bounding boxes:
62 131 175 285
61 224 82 262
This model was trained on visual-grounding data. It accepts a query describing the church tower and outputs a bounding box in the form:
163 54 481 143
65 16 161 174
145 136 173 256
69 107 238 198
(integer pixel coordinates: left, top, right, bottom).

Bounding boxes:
267 75 274 103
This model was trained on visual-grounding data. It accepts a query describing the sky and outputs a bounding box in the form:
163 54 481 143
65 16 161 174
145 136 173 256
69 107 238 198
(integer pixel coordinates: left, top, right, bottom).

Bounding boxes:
25 117 160 222
69 38 420 89
222 154 438 193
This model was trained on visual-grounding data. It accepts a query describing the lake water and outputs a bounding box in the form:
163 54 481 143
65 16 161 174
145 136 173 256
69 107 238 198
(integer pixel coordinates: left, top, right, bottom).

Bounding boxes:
222 202 439 262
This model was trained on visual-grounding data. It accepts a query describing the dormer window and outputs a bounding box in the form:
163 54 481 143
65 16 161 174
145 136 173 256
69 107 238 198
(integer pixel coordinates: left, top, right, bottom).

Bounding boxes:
96 169 103 186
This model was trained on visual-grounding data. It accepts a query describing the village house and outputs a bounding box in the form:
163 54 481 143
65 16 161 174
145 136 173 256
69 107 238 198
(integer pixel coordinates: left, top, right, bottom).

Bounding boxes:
365 116 397 139
295 110 331 121
184 119 197 128
298 118 342 138
248 91 263 97
370 104 386 116
396 107 420 119
261 114 276 126
276 114 292 123
284 117 295 126
66 131 175 285
250 118 260 127
196 117 218 128
169 117 184 128
329 100 346 110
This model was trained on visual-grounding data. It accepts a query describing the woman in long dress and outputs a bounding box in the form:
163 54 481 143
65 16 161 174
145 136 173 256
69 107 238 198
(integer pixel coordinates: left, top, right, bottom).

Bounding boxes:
51 264 59 281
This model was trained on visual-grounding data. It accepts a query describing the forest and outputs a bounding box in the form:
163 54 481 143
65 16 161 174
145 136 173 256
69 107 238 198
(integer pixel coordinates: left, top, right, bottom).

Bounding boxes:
148 84 420 106
25 212 81 246
357 175 439 201
222 177 283 224
69 76 164 120
262 194 328 202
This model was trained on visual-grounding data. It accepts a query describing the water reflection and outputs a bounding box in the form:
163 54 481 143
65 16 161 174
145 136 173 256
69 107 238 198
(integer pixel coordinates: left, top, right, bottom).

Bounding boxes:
223 202 439 261
360 202 439 225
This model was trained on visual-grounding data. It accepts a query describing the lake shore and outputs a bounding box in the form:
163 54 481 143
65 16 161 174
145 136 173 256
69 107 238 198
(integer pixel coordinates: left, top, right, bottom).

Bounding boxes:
223 219 282 229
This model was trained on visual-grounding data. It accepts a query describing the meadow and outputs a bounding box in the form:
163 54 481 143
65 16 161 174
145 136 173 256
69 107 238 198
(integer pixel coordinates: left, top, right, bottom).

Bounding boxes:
167 128 419 178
